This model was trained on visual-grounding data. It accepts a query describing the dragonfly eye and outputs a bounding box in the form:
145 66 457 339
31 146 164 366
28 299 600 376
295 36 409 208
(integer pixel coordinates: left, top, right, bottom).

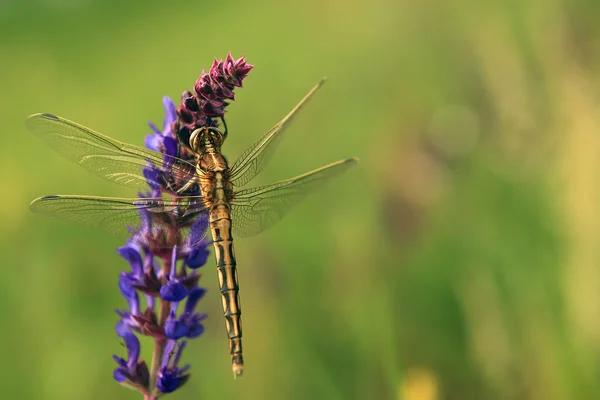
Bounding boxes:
176 126 192 149
189 128 203 152
206 127 225 143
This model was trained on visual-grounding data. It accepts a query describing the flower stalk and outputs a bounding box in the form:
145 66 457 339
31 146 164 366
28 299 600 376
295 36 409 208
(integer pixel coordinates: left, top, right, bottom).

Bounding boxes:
113 53 253 397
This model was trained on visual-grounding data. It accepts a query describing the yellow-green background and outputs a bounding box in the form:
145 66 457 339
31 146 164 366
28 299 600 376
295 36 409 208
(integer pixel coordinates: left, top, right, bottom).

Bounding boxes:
2 1 600 399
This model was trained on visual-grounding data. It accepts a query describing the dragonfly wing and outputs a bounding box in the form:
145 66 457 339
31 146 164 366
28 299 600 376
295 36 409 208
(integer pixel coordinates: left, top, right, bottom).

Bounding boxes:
29 195 209 244
230 158 358 238
229 79 326 187
27 114 196 191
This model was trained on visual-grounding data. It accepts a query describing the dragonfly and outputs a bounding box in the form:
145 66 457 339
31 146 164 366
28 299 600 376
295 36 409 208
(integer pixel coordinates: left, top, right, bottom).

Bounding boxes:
28 79 358 378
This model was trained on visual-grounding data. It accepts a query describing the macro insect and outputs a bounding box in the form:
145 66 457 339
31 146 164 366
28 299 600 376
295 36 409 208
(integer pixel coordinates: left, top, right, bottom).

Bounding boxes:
28 79 357 377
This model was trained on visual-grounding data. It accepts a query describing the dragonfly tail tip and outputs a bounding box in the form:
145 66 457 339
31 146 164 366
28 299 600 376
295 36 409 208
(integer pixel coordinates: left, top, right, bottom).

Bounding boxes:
232 364 244 380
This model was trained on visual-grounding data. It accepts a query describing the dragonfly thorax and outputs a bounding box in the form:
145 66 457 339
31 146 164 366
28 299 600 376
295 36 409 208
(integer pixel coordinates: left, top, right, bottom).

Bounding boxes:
189 127 226 154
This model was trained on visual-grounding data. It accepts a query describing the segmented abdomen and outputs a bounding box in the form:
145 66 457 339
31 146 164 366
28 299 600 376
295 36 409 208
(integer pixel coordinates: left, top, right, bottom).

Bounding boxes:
210 204 244 378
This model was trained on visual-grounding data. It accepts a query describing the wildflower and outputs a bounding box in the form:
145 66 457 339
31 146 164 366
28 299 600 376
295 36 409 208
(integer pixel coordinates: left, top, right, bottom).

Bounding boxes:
156 340 191 393
113 53 252 398
172 52 254 140
113 99 211 397
113 329 149 389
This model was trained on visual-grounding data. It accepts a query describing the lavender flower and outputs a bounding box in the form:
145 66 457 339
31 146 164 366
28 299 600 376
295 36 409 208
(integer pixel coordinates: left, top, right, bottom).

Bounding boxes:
157 340 191 393
113 98 210 398
113 53 252 398
113 329 149 389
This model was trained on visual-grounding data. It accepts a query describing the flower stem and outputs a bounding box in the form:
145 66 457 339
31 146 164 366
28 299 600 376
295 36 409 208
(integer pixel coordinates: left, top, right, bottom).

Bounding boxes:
158 255 173 326
149 337 167 393
149 256 173 392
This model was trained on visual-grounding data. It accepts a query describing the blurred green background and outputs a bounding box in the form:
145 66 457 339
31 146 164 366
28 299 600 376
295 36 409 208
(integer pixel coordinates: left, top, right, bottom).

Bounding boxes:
2 0 600 399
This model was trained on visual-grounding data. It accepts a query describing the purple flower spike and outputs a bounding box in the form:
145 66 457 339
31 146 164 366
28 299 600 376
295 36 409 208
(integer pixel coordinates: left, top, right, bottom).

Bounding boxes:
174 53 253 135
209 52 253 88
114 53 254 396
157 340 191 393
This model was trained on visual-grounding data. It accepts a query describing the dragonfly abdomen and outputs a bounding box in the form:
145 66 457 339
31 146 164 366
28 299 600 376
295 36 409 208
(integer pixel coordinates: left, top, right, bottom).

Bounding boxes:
210 203 244 378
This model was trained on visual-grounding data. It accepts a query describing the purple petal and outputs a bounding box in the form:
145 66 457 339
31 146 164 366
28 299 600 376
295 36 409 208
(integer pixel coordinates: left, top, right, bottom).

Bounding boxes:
112 329 143 385
145 294 155 310
187 214 209 245
116 330 141 369
185 246 209 269
172 340 187 366
163 136 178 162
118 273 136 298
161 340 177 369
112 355 128 369
165 316 188 340
118 246 143 275
160 282 188 302
127 292 140 315
184 288 206 314
134 207 152 238
170 247 179 279
113 366 129 383
145 133 161 151
115 320 132 336
147 121 162 135
157 369 188 393
143 166 162 191
162 96 177 127
156 339 191 393
186 323 204 338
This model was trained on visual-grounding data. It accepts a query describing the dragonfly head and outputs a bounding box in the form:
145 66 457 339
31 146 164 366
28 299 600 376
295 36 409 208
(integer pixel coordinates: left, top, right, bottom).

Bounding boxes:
188 127 226 153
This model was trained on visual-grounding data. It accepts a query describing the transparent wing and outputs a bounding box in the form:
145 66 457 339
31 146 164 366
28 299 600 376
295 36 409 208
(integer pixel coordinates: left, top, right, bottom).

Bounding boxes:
29 195 209 245
230 158 358 237
27 114 197 191
229 79 326 187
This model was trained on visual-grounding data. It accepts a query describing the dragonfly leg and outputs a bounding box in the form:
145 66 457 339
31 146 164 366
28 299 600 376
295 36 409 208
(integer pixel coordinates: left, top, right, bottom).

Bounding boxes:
175 176 200 195
220 116 228 137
